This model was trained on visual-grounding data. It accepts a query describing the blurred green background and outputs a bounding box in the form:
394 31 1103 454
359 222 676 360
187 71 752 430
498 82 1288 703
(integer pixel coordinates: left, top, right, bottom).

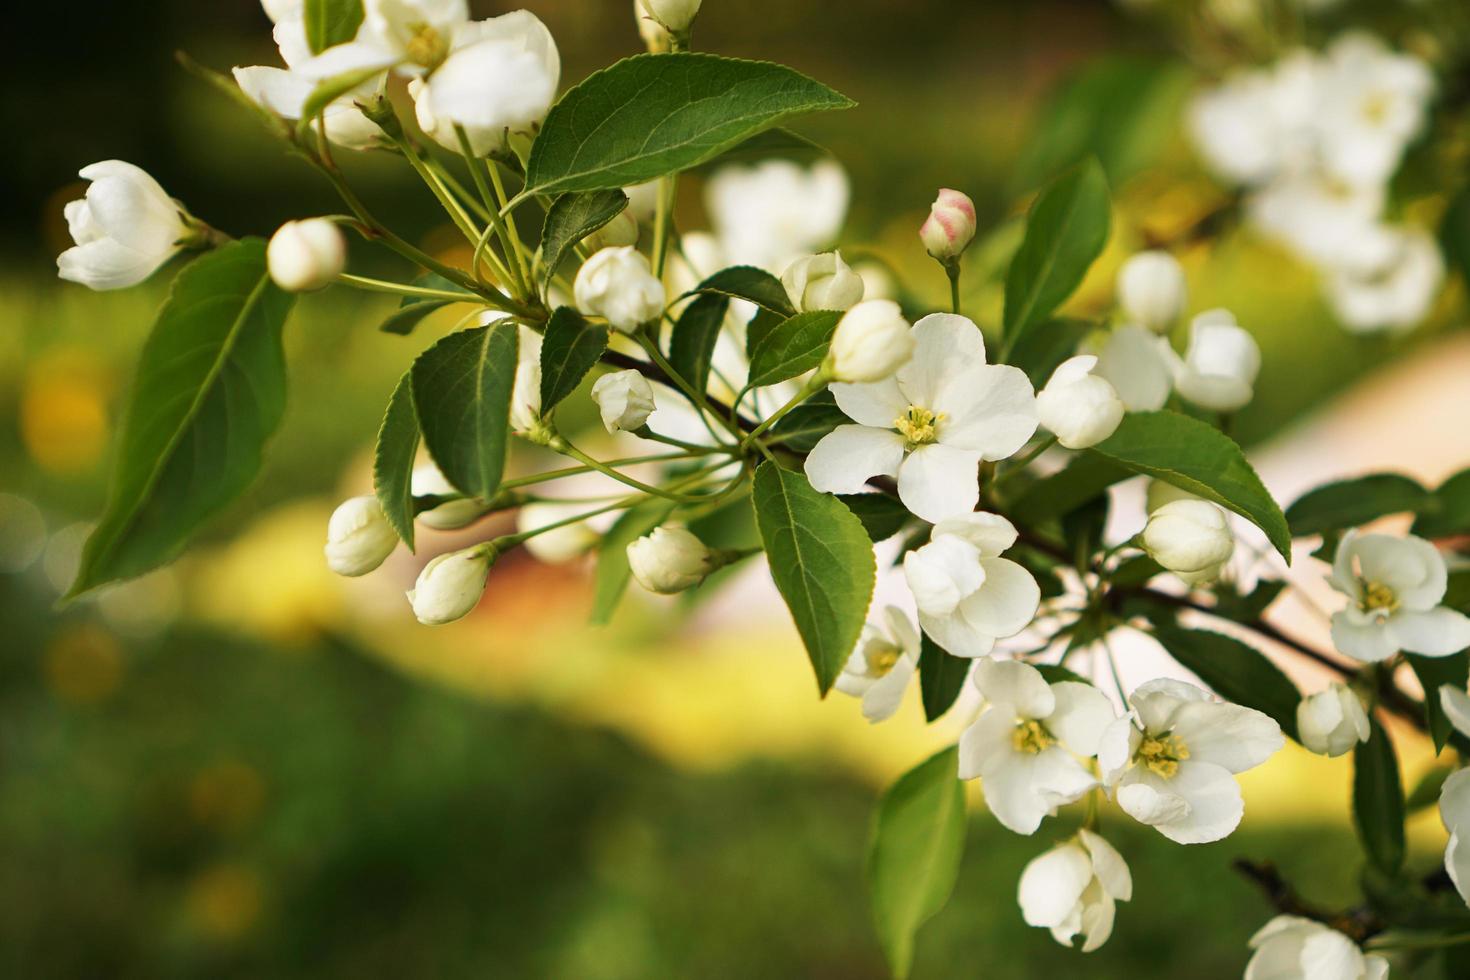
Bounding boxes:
2 1 1467 977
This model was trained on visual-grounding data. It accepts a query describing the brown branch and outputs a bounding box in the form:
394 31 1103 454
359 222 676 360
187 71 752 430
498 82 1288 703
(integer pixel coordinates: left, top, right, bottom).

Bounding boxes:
1232 859 1383 942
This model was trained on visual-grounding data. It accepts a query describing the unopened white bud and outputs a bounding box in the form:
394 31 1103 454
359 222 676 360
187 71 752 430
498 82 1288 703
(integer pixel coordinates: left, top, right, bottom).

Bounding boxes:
407 547 494 625
627 527 715 594
411 463 489 530
574 246 666 333
268 218 345 292
57 161 192 291
1036 355 1124 449
639 0 702 33
1144 478 1201 514
919 188 976 261
517 503 600 564
591 369 656 433
1141 499 1234 573
325 495 398 576
1117 251 1187 334
1297 684 1371 757
825 299 915 383
782 251 865 312
588 210 640 251
1173 309 1260 413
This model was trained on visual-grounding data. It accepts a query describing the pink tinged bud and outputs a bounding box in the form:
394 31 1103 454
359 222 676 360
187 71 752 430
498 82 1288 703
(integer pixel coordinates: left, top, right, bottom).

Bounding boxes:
920 188 977 260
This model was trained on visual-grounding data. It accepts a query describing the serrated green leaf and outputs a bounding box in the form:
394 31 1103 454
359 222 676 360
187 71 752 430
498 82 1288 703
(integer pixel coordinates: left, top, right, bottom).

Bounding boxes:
373 372 419 549
867 747 966 980
378 273 472 336
1285 474 1429 537
591 499 676 624
767 390 846 452
303 0 364 54
1414 468 1470 538
838 493 911 543
918 636 970 721
1088 410 1291 562
1002 158 1111 345
1353 716 1405 876
747 310 841 388
411 323 518 500
752 462 876 695
1151 625 1300 739
698 127 825 168
539 190 629 292
1409 653 1469 752
539 307 608 412
523 53 854 196
68 240 293 599
688 265 795 317
668 293 729 397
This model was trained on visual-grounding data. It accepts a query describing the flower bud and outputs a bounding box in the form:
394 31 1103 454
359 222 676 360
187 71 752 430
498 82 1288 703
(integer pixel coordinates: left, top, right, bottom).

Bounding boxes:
574 246 667 333
1141 499 1234 574
1144 478 1200 515
586 209 640 251
267 218 346 292
411 463 489 530
591 369 656 433
639 0 702 33
325 495 398 576
634 1 671 53
517 503 601 564
919 188 976 261
1036 355 1124 449
407 546 494 625
1297 684 1370 757
57 161 192 291
1117 251 1187 334
1173 310 1260 413
781 251 865 312
627 527 714 594
824 299 915 383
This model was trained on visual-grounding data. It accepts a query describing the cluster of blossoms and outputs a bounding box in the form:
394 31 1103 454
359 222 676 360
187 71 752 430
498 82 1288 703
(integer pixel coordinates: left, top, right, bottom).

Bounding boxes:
1189 33 1442 333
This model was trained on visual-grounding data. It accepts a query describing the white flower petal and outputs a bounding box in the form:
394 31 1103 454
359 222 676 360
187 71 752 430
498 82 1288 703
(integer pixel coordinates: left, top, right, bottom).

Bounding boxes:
955 558 1041 639
897 443 982 523
1018 843 1092 928
803 425 906 495
933 364 1039 459
1048 682 1118 758
1330 611 1399 663
1170 700 1284 774
831 376 908 427
1130 761 1245 844
1441 685 1470 741
931 511 1018 558
862 654 916 723
972 659 1054 718
919 610 997 659
904 536 985 618
897 313 987 406
1388 607 1470 657
1077 829 1132 901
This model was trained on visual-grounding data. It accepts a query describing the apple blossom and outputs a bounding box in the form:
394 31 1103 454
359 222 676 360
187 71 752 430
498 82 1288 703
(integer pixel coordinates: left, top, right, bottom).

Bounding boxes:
267 218 346 292
591 369 657 433
903 513 1041 658
574 246 667 333
1172 309 1260 413
1314 32 1434 190
1144 478 1201 515
1082 325 1174 413
638 0 702 34
586 210 640 251
1036 355 1124 449
1440 768 1470 909
516 502 601 564
324 495 398 576
805 313 1038 523
1246 172 1386 270
823 300 915 384
1099 679 1283 844
1296 683 1370 757
1141 499 1235 575
1116 251 1187 334
411 462 489 530
634 0 671 53
57 162 193 291
1441 683 1470 744
1244 916 1390 980
299 0 471 79
919 188 977 261
1326 227 1444 333
958 659 1116 834
407 545 493 625
835 606 921 723
782 252 865 312
1327 530 1470 663
705 160 849 272
627 527 715 594
1017 829 1132 952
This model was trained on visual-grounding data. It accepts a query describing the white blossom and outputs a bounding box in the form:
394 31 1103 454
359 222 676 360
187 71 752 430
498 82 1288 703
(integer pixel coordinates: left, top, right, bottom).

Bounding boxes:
1244 916 1390 980
1082 325 1174 413
705 160 849 272
299 0 471 78
57 162 191 291
507 319 544 433
958 659 1116 834
1440 768 1470 909
1172 309 1260 413
411 462 488 530
407 545 493 624
1328 531 1470 663
919 188 977 261
805 313 1037 523
1314 32 1434 190
325 495 398 576
267 218 346 292
1296 684 1370 757
824 299 915 383
574 246 667 332
1018 829 1132 952
627 527 714 594
1246 172 1385 270
516 502 601 564
1099 679 1283 844
591 369 656 433
834 606 921 723
1326 227 1444 334
1117 251 1187 335
904 513 1041 658
1141 499 1235 575
1036 355 1124 449
782 251 865 312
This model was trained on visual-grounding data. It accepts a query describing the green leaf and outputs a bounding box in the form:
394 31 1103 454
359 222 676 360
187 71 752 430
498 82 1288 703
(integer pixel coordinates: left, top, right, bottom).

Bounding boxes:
1212 579 1287 624
767 390 846 452
752 462 876 695
1110 554 1164 588
688 266 795 317
591 499 676 624
523 53 854 196
1440 186 1470 291
539 190 629 292
1151 624 1301 739
411 322 518 500
1088 411 1292 562
668 293 729 397
1005 317 1095 388
1353 716 1406 876
299 65 384 132
919 636 970 721
1406 762 1456 811
1408 653 1469 752
303 0 364 54
747 310 842 388
539 307 608 413
373 372 420 549
838 493 911 543
1034 663 1093 686
1413 468 1470 538
867 747 966 980
1008 453 1131 526
1285 474 1429 537
377 272 472 336
67 240 294 598
697 127 825 169
1002 158 1111 345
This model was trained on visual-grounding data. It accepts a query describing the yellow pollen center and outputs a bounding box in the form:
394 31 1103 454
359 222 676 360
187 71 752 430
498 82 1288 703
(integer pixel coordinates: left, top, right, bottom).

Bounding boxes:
1361 92 1391 126
1136 733 1190 778
866 643 901 677
1011 719 1054 755
406 24 448 68
1359 579 1399 616
894 405 945 449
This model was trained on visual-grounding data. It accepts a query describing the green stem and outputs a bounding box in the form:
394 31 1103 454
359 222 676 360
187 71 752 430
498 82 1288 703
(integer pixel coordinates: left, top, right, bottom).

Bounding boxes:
635 333 743 442
651 174 678 279
947 262 962 315
547 436 714 503
337 273 478 302
1365 932 1470 952
498 451 712 492
994 435 1058 485
486 159 534 295
454 126 528 300
742 373 827 448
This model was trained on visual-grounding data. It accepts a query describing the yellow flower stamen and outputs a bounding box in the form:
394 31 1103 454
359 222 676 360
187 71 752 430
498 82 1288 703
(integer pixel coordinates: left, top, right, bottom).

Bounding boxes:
406 24 449 69
1358 579 1399 616
866 642 901 677
1136 733 1190 778
1011 719 1055 755
894 405 945 450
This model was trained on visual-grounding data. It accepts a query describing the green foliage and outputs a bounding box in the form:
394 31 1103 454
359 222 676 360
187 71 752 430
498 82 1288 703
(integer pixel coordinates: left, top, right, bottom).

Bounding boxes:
373 372 420 549
591 499 676 625
1008 453 1130 526
1002 158 1111 346
538 190 629 292
747 310 842 388
1285 474 1429 537
377 274 473 335
299 66 384 132
411 322 518 500
918 637 970 721
752 462 876 695
1210 579 1286 624
68 240 293 598
1151 625 1300 740
768 390 846 452
538 307 608 413
523 53 854 196
867 747 966 979
303 0 364 54
1005 317 1096 388
1088 411 1292 562
838 493 911 543
1413 467 1470 538
1353 716 1406 876
688 265 796 317
1440 185 1470 291
1408 653 1469 753
668 293 730 398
